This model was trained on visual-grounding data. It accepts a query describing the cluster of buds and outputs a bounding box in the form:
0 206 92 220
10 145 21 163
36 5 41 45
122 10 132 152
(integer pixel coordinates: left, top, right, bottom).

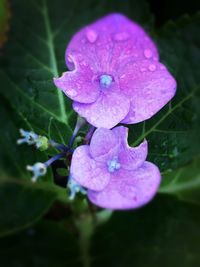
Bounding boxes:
17 129 48 151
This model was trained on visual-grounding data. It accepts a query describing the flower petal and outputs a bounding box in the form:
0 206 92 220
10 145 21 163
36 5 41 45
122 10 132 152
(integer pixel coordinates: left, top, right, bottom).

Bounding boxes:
119 60 176 123
65 13 159 73
112 126 148 170
88 162 161 210
73 91 130 128
54 54 100 104
90 128 119 162
70 145 110 191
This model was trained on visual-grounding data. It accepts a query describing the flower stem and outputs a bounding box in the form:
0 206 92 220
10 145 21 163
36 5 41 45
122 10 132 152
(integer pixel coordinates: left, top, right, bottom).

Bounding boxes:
45 153 65 167
73 201 113 267
48 140 67 151
84 126 96 144
69 116 86 148
76 214 94 267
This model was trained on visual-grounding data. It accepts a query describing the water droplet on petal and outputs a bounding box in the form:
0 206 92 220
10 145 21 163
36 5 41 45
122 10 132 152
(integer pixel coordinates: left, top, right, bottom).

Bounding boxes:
160 65 166 70
122 185 137 200
67 55 73 63
148 64 156 72
68 89 77 97
120 74 126 80
114 31 129 41
147 99 153 104
140 67 146 72
129 116 136 121
144 49 152 59
86 29 98 43
91 161 96 169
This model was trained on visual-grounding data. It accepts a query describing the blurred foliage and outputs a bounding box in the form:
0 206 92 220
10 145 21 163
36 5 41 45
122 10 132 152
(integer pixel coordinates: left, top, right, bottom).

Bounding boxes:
0 221 80 267
0 0 10 48
92 196 200 267
160 156 200 205
0 0 200 266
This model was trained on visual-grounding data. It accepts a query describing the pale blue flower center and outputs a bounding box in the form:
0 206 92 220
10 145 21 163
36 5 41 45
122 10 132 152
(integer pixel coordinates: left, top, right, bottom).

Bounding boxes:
17 129 39 145
68 176 87 200
107 157 121 173
26 162 47 182
100 74 113 88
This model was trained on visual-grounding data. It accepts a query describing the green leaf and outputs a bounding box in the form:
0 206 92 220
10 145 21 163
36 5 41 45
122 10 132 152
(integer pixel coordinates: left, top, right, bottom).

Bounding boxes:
91 196 200 267
0 220 80 267
0 96 67 237
2 197 200 267
0 99 53 180
129 13 200 174
159 155 200 205
0 177 67 237
0 0 10 48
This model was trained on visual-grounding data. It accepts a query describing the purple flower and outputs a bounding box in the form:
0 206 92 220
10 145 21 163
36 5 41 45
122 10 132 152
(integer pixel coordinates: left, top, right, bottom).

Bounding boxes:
70 126 161 210
54 13 176 129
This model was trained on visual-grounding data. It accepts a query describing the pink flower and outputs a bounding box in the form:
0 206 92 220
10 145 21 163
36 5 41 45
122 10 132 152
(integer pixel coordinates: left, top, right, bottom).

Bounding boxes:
54 13 176 129
70 126 161 210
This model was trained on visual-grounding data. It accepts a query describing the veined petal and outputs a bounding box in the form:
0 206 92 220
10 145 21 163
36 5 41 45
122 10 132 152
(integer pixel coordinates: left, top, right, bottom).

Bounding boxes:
73 91 130 129
54 54 100 104
65 13 159 72
112 126 148 170
70 145 110 191
88 162 161 210
119 60 176 123
90 128 119 162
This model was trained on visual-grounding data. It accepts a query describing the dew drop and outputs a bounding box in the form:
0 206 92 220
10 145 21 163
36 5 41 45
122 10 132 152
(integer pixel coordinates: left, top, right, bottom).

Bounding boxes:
91 161 96 169
172 147 179 157
113 31 129 41
144 49 152 59
148 64 156 72
86 29 98 43
147 99 153 104
140 67 146 72
160 65 166 70
122 185 137 200
67 55 73 63
129 116 136 121
68 89 77 97
120 74 126 80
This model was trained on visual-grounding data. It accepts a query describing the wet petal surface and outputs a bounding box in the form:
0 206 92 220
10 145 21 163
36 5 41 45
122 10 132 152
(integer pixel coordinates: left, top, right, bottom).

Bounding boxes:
73 91 130 128
88 162 161 210
54 55 100 104
112 126 148 170
71 145 110 191
119 60 176 123
90 128 119 162
66 13 159 72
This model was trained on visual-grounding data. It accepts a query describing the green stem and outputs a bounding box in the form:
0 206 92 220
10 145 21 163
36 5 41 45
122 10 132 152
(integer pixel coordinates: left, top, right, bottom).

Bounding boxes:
76 214 94 267
42 0 67 122
73 200 113 267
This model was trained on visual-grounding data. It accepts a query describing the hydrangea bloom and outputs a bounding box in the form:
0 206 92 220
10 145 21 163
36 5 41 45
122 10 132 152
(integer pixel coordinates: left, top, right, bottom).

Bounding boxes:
70 126 161 210
54 13 176 129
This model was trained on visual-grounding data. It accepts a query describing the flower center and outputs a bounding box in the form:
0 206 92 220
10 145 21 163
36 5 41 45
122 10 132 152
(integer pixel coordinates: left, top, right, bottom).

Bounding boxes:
107 156 121 173
99 74 113 88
